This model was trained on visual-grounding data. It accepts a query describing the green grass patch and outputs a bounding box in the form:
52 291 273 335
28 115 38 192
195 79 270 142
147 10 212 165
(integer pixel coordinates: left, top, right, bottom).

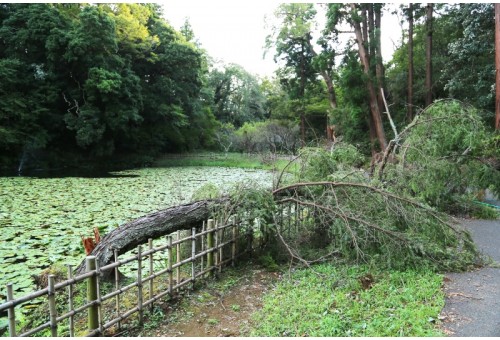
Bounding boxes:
154 152 293 172
250 264 444 337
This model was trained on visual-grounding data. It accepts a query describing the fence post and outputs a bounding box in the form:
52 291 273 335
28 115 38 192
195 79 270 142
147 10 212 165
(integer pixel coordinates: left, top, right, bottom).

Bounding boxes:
288 203 292 238
137 245 143 326
113 249 121 330
201 221 205 272
231 216 237 267
207 219 215 276
6 283 16 337
176 231 181 292
86 256 99 334
191 227 196 289
47 275 58 336
148 238 154 311
167 236 173 294
214 221 219 275
67 265 74 337
218 220 223 273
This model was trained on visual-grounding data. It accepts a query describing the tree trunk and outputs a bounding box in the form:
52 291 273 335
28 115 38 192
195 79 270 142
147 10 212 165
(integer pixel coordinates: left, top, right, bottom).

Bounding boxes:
350 4 388 151
75 197 229 276
408 3 414 122
425 3 433 107
300 43 307 147
496 3 500 130
374 5 386 118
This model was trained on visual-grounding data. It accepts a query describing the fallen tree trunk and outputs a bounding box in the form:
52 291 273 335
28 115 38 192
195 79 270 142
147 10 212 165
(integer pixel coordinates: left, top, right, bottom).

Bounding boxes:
75 197 229 276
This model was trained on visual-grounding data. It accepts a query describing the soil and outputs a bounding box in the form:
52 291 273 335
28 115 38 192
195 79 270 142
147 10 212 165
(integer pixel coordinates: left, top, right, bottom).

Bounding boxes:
133 266 280 337
440 218 500 337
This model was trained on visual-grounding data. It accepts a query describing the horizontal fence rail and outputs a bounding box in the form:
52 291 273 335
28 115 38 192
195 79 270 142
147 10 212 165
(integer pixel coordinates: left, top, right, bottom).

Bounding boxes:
0 217 261 337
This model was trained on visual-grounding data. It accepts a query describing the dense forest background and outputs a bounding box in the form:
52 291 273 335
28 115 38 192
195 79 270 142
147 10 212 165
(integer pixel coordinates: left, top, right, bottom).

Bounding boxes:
0 3 497 171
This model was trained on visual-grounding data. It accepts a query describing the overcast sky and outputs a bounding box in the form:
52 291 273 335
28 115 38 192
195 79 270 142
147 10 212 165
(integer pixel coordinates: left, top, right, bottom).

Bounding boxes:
161 2 404 78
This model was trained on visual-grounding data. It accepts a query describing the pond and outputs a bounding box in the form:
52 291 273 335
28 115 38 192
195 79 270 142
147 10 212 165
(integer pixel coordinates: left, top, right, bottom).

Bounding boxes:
0 167 273 297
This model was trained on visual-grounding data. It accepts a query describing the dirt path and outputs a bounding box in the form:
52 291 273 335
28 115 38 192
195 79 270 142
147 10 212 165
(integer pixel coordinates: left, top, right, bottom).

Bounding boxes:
134 267 279 337
440 218 500 336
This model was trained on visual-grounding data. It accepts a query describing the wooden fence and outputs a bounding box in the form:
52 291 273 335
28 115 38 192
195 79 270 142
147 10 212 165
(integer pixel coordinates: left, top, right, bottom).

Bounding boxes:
0 217 256 337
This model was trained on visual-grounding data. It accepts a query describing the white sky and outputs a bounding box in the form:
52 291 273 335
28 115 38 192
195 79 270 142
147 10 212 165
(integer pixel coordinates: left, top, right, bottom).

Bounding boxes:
161 2 404 78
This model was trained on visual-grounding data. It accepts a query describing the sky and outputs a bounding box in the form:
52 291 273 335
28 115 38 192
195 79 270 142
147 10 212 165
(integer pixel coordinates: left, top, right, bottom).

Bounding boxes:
161 2 404 78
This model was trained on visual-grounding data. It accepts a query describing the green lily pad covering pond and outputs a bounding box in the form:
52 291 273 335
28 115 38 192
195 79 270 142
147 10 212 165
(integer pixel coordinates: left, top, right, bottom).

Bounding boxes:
0 167 272 297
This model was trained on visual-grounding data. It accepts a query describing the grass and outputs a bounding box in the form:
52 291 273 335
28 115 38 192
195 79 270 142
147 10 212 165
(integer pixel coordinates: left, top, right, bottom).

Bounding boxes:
154 152 294 172
249 263 445 337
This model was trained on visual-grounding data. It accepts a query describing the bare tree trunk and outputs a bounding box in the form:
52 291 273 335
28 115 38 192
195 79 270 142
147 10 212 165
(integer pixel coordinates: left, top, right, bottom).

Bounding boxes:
425 3 433 107
408 3 414 122
496 3 500 130
75 198 229 276
374 5 386 117
350 4 388 151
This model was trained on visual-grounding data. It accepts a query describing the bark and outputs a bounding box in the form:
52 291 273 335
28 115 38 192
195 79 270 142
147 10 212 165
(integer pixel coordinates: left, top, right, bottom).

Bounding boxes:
425 3 433 107
350 3 388 151
408 3 414 122
375 5 385 114
75 197 229 276
496 3 500 130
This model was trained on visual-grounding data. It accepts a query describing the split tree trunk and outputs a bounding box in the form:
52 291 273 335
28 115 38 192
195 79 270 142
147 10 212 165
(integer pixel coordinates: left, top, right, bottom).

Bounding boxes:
75 197 229 276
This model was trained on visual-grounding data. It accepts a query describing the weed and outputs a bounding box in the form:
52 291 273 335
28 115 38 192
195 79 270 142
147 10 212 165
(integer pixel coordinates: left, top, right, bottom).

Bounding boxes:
207 318 219 326
250 263 445 337
231 304 241 312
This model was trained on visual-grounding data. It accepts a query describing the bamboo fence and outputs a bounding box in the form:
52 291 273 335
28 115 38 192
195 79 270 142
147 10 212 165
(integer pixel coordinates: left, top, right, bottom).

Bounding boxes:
0 217 257 337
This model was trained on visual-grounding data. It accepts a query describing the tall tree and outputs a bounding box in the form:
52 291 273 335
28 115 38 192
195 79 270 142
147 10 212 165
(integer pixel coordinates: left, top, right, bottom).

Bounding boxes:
266 4 318 145
268 3 338 143
407 3 414 121
331 3 387 151
425 3 433 107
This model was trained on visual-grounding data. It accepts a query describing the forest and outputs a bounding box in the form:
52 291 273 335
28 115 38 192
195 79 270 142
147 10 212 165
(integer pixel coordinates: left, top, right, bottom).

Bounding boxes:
0 3 497 171
1 3 500 337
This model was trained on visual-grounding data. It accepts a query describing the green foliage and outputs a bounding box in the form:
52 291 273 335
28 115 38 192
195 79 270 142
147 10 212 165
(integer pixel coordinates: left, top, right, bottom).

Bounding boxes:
441 4 494 113
257 253 281 272
191 183 222 201
383 100 500 213
387 4 495 122
0 3 214 168
206 63 266 128
333 50 372 154
234 120 300 154
277 141 481 271
251 264 444 336
295 145 365 182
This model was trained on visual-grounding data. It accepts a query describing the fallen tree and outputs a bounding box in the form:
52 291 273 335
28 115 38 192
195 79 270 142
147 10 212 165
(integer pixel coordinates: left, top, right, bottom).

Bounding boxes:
75 197 229 275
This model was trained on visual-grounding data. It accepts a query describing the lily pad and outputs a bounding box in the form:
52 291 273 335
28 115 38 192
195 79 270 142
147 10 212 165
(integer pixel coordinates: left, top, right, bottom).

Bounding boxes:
0 166 272 298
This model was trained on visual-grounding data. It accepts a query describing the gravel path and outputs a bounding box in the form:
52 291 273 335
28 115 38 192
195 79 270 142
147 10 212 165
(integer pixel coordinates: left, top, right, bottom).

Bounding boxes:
440 218 500 337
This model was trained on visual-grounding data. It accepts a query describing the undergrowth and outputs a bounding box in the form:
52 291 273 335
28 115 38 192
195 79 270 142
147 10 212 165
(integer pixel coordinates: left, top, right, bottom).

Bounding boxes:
250 263 444 337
